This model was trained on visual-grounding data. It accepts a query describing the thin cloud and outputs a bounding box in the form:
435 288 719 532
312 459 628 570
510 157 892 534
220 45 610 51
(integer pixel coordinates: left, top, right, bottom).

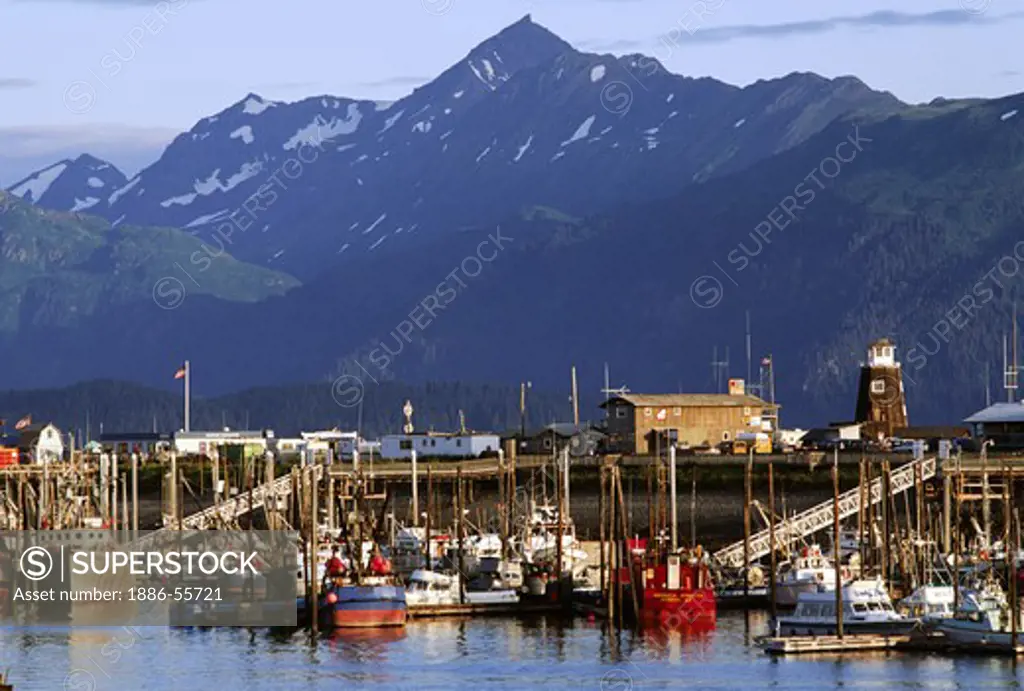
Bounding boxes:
356 76 432 88
0 78 37 89
584 9 1024 50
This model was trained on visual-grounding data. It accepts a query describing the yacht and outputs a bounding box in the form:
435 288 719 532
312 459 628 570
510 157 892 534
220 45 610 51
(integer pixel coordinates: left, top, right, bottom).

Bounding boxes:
775 545 839 607
776 579 916 636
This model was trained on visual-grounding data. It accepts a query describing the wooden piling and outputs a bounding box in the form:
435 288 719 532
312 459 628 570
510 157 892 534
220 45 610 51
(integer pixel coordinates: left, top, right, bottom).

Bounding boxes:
425 464 433 571
859 456 867 577
599 463 607 603
744 450 752 602
131 452 139 534
953 452 961 613
311 467 319 635
769 460 777 620
457 465 466 605
615 466 639 625
833 449 843 638
1010 465 1018 647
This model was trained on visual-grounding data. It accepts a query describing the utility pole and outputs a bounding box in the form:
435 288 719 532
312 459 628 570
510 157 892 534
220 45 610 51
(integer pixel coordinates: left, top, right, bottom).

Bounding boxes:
669 443 678 552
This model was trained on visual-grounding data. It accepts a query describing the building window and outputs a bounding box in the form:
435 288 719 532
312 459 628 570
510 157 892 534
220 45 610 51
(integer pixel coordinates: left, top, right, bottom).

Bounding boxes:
673 407 681 416
422 439 428 446
431 439 436 447
543 438 552 449
871 379 886 394
616 408 627 418
456 439 462 447
722 431 731 441
743 407 751 416
399 440 412 450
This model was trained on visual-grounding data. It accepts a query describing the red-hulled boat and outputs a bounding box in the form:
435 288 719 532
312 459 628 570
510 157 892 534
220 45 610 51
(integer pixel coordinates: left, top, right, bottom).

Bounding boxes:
634 542 716 626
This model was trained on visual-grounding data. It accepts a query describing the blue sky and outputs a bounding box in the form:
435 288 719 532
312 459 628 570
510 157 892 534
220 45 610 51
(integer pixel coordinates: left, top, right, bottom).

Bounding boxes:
0 0 1022 182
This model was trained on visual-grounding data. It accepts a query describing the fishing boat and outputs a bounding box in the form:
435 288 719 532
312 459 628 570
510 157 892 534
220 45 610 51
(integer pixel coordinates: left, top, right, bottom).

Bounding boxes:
898 585 956 622
639 549 716 626
405 569 519 614
933 585 1024 649
775 579 916 636
521 503 589 577
774 545 840 607
320 576 408 628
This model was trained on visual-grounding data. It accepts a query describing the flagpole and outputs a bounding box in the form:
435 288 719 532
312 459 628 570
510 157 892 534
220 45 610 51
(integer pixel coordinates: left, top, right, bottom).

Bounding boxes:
184 360 191 432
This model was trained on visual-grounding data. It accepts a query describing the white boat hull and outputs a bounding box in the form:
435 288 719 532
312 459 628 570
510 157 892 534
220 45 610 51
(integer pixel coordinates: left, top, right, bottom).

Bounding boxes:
936 620 1023 649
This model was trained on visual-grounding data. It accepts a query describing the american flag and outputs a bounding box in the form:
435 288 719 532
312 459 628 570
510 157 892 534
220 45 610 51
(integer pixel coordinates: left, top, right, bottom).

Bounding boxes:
15 414 31 430
174 365 186 379
761 356 772 366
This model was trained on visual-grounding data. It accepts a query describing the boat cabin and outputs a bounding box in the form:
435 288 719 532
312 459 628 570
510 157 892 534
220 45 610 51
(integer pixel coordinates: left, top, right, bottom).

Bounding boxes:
790 580 900 622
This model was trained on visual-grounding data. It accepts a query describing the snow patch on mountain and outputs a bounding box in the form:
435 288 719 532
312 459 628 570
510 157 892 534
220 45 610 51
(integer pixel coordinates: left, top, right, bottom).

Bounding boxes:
590 65 606 82
285 104 363 150
362 213 387 235
379 109 405 134
562 115 596 146
158 162 262 209
230 125 255 144
87 177 105 188
242 96 275 115
513 135 533 162
108 176 140 205
70 197 100 212
185 209 231 228
160 192 197 208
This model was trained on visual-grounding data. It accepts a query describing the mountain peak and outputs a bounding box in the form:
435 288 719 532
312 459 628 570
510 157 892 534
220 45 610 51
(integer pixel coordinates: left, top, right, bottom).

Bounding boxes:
471 14 572 60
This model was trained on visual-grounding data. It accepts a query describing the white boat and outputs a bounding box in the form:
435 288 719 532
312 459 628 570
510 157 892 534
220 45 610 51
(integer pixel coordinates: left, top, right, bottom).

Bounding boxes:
405 569 520 611
934 585 1024 649
898 585 956 622
775 545 840 607
776 579 917 637
520 503 589 577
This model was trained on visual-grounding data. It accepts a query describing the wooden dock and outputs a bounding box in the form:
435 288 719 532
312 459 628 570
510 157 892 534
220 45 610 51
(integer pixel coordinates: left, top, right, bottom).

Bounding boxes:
762 634 911 655
408 601 561 618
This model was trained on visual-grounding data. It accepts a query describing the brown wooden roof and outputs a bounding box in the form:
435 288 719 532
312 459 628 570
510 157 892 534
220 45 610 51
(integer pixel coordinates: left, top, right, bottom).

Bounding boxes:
600 393 778 409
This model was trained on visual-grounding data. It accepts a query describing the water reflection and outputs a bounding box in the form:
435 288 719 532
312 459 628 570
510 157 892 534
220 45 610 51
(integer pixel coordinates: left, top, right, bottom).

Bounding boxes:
3 612 1024 690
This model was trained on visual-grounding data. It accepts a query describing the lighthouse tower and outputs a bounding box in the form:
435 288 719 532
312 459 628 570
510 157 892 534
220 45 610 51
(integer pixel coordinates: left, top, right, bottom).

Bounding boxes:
854 338 908 440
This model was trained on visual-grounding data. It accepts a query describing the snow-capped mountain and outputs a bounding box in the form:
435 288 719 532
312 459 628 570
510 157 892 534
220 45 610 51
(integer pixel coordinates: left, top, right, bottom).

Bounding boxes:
5 154 127 213
16 16 903 279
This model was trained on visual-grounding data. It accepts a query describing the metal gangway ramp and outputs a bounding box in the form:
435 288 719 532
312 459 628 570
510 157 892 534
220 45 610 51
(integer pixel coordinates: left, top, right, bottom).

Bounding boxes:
165 464 323 531
712 457 936 569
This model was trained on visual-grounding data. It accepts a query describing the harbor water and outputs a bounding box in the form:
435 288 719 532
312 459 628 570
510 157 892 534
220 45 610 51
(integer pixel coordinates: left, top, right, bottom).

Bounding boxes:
3 612 1023 690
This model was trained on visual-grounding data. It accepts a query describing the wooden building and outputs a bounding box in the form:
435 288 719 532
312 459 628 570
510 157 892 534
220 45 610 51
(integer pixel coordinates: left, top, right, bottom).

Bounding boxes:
964 403 1024 449
600 392 779 454
17 422 64 464
854 338 909 440
510 422 606 456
